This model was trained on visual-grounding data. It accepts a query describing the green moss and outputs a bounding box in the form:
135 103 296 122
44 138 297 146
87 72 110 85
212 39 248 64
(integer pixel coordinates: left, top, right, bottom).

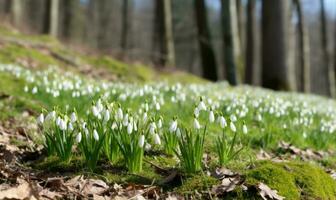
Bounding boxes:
0 44 59 67
176 175 219 194
245 161 336 200
33 156 84 172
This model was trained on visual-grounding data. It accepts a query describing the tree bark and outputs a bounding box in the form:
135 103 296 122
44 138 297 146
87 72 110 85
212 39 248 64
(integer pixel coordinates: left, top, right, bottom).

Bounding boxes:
120 0 130 58
261 0 295 90
320 0 335 97
294 0 310 93
221 0 238 85
152 0 175 67
11 0 22 28
49 0 59 37
163 0 175 67
244 0 258 85
193 0 218 81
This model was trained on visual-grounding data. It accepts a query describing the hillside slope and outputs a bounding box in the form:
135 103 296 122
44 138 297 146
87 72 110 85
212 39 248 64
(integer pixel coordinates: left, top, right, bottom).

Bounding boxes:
0 26 336 200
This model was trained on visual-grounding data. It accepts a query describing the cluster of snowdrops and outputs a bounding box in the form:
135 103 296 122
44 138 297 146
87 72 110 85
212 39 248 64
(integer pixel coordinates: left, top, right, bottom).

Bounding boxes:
2 63 336 172
37 97 246 173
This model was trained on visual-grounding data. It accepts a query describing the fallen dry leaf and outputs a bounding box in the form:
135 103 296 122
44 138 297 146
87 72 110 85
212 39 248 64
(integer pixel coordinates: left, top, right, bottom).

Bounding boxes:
212 167 237 179
258 182 284 200
0 180 38 200
212 176 241 194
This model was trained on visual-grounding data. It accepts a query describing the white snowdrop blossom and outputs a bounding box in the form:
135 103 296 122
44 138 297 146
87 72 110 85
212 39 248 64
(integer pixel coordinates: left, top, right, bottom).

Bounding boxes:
127 122 133 134
193 117 201 129
157 118 163 129
139 135 145 147
169 119 178 133
117 107 123 120
104 109 110 122
93 129 99 141
59 119 67 131
209 110 215 123
243 124 248 134
230 115 237 122
219 116 227 128
155 102 160 110
70 112 77 123
198 99 206 111
154 133 161 145
37 113 44 124
76 132 82 143
150 122 156 134
92 106 99 117
230 121 236 132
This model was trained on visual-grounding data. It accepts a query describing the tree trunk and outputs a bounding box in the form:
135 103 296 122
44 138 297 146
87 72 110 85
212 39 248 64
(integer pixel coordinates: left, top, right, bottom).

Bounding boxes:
193 0 218 81
236 0 244 57
49 0 59 37
11 0 22 27
152 0 175 67
61 0 79 40
261 0 294 90
221 0 238 85
244 0 259 85
294 0 310 93
320 0 335 97
120 0 129 58
163 0 175 67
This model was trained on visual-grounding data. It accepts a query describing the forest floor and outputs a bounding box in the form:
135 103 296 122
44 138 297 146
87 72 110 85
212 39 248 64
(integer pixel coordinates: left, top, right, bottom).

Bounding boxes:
0 25 336 200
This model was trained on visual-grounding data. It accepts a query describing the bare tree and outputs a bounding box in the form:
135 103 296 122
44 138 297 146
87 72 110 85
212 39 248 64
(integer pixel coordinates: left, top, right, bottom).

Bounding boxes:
294 0 310 93
221 0 238 85
261 0 295 90
244 0 259 85
320 0 335 97
193 0 218 81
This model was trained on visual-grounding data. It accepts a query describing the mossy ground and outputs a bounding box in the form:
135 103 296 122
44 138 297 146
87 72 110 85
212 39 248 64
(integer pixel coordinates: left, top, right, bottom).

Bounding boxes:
0 25 335 199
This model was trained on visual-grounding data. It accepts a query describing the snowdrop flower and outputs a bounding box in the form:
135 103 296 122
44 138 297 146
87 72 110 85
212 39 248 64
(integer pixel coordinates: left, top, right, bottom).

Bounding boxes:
76 132 82 143
70 112 77 123
209 110 215 123
37 113 44 124
230 121 236 132
32 86 38 94
193 117 201 129
176 128 181 137
143 112 148 122
104 109 110 122
139 135 145 147
157 118 163 129
154 133 161 145
45 111 56 122
169 119 178 133
24 85 29 93
123 113 129 126
127 122 133 134
68 122 74 131
92 106 99 117
133 120 137 131
219 116 227 128
111 122 118 130
93 129 99 141
256 114 262 121
198 98 206 111
117 107 123 120
243 124 247 134
59 119 67 131
230 115 237 122
155 102 160 110
149 122 156 134
194 107 200 118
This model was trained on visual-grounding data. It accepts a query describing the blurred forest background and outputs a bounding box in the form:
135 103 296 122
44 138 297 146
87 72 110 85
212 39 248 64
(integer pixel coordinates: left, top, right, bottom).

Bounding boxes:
0 0 336 97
